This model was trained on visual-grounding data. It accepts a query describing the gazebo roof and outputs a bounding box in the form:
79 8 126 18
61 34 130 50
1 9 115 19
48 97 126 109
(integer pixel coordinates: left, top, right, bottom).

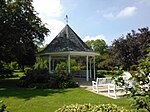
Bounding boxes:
38 24 99 56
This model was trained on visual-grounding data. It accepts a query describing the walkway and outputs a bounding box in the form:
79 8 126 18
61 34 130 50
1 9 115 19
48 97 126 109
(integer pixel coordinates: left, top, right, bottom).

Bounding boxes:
74 78 126 99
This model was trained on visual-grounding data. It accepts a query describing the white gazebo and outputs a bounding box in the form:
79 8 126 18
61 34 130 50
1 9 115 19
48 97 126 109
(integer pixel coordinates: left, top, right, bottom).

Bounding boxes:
37 24 99 81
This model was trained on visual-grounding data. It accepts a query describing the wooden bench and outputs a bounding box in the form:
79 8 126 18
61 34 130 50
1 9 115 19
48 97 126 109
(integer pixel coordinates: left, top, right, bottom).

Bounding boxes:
92 77 125 98
92 78 112 93
108 84 125 98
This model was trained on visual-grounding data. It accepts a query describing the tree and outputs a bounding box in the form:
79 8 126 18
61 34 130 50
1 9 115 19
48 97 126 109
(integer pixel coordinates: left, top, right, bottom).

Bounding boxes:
86 39 112 69
111 27 150 69
126 44 150 111
0 0 50 70
86 39 107 54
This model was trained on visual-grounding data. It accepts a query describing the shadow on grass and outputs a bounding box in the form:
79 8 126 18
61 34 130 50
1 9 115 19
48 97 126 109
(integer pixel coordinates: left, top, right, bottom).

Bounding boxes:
0 78 69 100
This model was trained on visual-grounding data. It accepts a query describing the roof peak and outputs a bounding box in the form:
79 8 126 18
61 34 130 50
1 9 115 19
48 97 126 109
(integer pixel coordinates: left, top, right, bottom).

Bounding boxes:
38 25 92 54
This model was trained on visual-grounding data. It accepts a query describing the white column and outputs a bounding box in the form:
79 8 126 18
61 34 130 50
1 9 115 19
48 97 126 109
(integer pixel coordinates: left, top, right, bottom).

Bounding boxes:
52 59 55 72
49 56 51 73
68 54 70 73
86 56 89 81
90 58 92 78
93 56 96 80
40 57 43 69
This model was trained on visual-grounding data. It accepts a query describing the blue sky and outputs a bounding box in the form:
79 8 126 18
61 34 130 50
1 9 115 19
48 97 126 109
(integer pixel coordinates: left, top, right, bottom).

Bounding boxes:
33 0 150 45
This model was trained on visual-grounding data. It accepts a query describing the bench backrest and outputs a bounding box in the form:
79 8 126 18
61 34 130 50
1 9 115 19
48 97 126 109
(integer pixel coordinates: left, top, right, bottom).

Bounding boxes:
96 78 112 85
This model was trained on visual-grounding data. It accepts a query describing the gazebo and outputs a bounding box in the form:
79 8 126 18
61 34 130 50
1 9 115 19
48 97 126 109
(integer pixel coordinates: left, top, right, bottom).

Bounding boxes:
37 24 99 81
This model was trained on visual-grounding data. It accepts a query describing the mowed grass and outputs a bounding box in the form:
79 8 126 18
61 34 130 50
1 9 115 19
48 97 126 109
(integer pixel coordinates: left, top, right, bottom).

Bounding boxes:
0 78 132 112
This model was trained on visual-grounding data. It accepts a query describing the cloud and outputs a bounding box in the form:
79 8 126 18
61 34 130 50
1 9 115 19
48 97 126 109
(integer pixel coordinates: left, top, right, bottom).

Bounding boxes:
43 19 65 45
117 6 137 17
33 0 65 45
103 6 137 19
103 13 114 18
136 0 150 5
83 35 107 42
33 0 62 17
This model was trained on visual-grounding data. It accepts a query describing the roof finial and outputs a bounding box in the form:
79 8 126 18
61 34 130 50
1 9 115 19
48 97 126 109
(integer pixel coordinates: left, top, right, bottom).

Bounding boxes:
64 15 69 24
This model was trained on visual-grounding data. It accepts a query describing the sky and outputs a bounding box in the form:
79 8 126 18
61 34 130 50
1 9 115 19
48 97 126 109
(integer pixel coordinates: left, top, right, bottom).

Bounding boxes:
33 0 150 45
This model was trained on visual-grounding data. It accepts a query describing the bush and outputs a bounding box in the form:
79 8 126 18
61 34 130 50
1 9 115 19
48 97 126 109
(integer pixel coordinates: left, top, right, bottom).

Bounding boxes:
128 45 150 112
0 61 13 78
60 81 79 88
18 69 79 89
55 104 131 112
0 101 8 112
18 69 53 88
96 70 107 78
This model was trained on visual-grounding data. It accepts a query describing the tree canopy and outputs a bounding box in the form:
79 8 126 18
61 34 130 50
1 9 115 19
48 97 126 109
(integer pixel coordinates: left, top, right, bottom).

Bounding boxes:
86 39 107 54
111 27 150 69
85 39 112 69
0 0 50 69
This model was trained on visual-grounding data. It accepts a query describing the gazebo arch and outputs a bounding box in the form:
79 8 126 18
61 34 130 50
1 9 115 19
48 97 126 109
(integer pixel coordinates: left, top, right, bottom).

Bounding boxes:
37 24 99 81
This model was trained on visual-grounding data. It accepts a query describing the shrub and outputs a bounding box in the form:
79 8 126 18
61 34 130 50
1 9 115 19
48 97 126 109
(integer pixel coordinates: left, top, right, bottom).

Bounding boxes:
18 69 51 88
128 45 150 112
0 61 13 78
96 70 107 78
55 104 131 112
60 81 79 88
0 101 8 112
18 69 79 89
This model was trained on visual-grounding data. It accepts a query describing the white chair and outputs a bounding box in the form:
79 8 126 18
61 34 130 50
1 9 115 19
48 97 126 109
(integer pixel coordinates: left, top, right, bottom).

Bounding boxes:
108 72 132 98
92 78 112 93
108 83 124 98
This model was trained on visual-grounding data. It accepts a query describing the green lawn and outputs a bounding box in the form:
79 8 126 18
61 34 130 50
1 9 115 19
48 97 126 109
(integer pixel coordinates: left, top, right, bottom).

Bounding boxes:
0 78 132 112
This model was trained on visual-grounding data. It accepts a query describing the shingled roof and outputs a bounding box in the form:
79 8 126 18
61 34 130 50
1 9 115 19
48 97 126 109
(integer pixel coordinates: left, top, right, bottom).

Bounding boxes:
38 24 92 55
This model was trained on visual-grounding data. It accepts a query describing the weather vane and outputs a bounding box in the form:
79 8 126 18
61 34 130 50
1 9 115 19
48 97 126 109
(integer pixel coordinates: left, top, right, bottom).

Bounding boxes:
64 15 69 24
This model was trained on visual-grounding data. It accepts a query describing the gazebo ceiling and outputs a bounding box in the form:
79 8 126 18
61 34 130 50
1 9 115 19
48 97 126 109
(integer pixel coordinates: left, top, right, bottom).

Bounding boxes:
37 24 99 56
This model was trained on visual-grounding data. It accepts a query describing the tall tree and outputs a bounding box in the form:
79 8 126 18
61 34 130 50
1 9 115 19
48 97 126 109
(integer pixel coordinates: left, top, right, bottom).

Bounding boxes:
85 39 111 69
111 27 150 69
0 0 50 69
86 39 107 54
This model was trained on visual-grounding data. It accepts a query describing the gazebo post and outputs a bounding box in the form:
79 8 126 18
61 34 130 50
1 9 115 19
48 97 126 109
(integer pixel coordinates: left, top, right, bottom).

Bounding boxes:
40 57 43 69
90 58 92 78
49 56 51 73
86 56 89 81
93 56 96 80
68 54 70 73
52 59 55 72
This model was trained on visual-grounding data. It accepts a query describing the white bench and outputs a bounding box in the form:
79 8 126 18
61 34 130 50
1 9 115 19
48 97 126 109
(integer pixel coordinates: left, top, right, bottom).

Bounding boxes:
108 84 125 98
92 78 112 93
92 77 127 98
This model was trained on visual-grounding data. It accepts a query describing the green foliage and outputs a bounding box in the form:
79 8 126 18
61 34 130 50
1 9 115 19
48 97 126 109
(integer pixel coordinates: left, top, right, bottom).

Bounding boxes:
96 70 107 78
86 39 112 70
34 57 48 70
129 55 150 111
85 39 107 54
70 59 80 71
0 0 50 68
121 44 150 111
0 101 8 112
80 66 86 70
18 69 78 89
9 61 19 70
132 96 150 112
111 66 125 86
18 69 50 88
55 104 131 112
55 62 67 73
112 66 124 76
55 59 80 72
0 61 13 78
111 27 150 69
